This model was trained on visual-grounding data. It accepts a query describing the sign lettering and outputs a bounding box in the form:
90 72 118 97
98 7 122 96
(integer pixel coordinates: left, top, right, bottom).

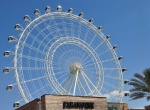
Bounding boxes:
63 102 94 109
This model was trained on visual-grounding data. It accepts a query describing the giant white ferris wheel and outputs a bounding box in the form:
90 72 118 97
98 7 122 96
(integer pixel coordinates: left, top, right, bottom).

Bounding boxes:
3 5 128 108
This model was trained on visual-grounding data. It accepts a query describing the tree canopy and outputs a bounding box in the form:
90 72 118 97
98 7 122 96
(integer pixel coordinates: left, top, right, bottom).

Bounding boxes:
129 68 150 100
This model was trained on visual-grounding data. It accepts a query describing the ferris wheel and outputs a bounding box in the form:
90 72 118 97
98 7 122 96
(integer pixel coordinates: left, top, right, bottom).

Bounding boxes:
3 5 128 108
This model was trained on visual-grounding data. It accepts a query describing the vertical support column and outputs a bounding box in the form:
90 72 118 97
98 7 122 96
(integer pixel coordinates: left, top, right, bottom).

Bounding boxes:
73 70 79 95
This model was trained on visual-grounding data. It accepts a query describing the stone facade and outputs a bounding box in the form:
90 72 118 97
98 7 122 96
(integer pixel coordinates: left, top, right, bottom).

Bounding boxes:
42 94 107 110
16 94 129 110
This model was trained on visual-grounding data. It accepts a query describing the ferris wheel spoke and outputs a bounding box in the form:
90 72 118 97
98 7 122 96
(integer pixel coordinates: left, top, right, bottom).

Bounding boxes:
56 72 69 80
34 17 52 39
83 60 119 69
63 75 72 94
103 68 121 70
81 58 94 66
101 58 117 63
98 49 109 57
78 78 87 96
57 75 70 94
11 75 49 86
21 42 45 55
94 40 104 51
27 32 48 48
60 74 71 85
52 65 68 71
70 18 75 37
80 53 90 64
30 83 50 96
78 19 82 38
61 19 68 36
42 17 54 33
20 54 46 62
17 98 24 103
89 33 97 45
101 87 112 98
20 67 47 70
80 71 93 95
52 19 63 37
80 48 97 64
81 53 91 64
81 71 101 95
68 75 76 95
82 60 102 67
73 70 79 95
33 19 52 40
53 69 69 75
35 26 51 41
77 81 82 95
104 74 120 80
83 28 90 41
104 81 118 90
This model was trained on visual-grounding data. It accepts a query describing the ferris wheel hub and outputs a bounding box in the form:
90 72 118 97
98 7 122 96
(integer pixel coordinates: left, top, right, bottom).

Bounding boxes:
69 62 82 74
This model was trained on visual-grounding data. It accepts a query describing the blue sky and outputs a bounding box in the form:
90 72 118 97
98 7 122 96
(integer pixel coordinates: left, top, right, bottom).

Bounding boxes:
0 0 150 109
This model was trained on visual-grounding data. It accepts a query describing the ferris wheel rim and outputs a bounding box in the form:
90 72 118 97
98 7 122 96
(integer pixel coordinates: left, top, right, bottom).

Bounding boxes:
11 9 124 103
45 37 103 96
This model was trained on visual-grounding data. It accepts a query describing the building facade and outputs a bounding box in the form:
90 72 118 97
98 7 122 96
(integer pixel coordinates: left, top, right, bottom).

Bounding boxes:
16 94 128 110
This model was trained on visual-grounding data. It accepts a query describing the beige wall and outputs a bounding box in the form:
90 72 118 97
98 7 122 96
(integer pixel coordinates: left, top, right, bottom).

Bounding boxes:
16 94 129 110
42 95 107 110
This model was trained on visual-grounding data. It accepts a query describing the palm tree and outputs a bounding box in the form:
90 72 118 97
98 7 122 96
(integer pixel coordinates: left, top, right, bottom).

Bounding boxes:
129 68 150 100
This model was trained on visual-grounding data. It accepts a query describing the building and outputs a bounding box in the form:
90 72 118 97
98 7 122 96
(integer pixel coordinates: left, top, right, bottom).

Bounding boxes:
107 102 128 110
16 94 128 110
145 105 150 110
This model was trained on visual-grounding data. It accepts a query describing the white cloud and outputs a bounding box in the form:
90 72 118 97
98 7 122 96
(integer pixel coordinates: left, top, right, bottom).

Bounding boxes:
133 107 144 109
103 90 129 99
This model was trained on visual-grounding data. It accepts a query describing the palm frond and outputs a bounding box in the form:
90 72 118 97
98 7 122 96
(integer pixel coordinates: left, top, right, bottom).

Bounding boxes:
130 88 144 92
129 68 150 101
143 68 150 78
146 95 150 101
143 68 150 86
129 78 146 87
134 73 145 82
130 92 147 100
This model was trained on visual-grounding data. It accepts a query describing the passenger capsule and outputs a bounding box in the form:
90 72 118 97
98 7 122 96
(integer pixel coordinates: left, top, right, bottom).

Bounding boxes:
122 68 127 72
79 12 83 17
14 24 21 30
13 102 20 109
106 35 111 40
3 67 9 74
57 6 62 12
124 92 129 96
118 56 123 61
6 85 13 91
124 80 129 84
4 51 10 57
98 26 103 31
34 9 40 15
23 15 30 21
8 36 14 42
89 18 94 23
113 45 117 50
68 8 73 14
45 6 51 12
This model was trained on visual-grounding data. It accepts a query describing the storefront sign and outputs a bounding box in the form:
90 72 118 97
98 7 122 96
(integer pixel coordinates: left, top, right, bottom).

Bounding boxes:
63 102 94 109
108 105 118 110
